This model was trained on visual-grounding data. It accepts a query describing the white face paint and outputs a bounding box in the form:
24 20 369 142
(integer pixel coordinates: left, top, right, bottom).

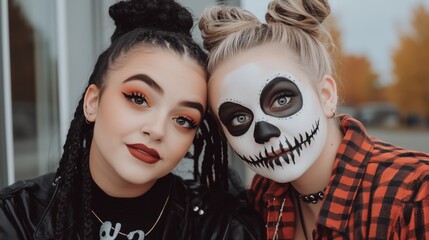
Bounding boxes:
209 45 328 183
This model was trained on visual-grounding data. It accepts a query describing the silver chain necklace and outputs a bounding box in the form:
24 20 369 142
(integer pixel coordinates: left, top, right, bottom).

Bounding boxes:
272 198 286 240
92 192 170 240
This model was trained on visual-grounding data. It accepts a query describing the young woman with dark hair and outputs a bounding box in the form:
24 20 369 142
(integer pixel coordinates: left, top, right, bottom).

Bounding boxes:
0 0 264 239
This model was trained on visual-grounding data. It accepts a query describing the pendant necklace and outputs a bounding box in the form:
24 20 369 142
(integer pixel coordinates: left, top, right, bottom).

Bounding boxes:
92 191 170 240
296 192 309 240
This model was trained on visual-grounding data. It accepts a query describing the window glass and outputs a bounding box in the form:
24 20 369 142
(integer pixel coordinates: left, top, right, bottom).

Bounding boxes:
9 0 60 180
0 1 7 187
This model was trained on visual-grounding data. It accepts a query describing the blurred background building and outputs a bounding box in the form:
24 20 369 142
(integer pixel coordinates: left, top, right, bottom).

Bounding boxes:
1 0 428 188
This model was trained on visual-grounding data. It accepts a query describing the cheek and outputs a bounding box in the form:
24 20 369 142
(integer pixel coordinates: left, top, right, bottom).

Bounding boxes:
166 127 197 159
101 108 125 126
96 94 136 134
224 130 252 155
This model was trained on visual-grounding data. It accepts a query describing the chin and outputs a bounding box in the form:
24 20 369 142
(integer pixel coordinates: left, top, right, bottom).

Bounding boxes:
248 164 305 183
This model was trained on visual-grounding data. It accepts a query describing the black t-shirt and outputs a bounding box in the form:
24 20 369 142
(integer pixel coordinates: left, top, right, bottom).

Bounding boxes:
91 174 172 239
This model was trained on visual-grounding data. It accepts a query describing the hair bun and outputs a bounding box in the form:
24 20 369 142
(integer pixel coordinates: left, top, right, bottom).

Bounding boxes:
109 0 194 42
265 0 330 37
199 6 260 52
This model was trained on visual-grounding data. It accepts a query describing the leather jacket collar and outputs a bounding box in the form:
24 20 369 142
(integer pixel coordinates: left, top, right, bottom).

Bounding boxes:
33 174 193 240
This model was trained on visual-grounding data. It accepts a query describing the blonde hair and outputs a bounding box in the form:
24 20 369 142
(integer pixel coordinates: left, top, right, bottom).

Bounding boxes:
199 0 334 81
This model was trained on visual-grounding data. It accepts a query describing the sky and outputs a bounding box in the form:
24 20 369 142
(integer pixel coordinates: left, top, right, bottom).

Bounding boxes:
241 0 429 86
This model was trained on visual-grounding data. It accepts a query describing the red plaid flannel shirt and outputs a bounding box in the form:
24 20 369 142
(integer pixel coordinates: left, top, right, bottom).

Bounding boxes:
249 115 429 239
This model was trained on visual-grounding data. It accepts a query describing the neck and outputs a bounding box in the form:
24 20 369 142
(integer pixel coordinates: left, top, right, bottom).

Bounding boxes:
291 118 342 214
89 152 156 198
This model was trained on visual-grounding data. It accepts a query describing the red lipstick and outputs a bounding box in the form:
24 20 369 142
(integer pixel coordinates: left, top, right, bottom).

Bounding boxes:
126 144 160 164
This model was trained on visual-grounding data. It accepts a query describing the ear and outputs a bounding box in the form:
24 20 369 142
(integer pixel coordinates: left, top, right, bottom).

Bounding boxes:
318 75 338 118
83 84 100 123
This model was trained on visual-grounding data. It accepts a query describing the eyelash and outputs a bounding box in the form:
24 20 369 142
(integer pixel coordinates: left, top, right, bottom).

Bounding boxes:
122 91 149 106
174 116 198 130
231 113 251 126
122 91 198 129
272 92 293 104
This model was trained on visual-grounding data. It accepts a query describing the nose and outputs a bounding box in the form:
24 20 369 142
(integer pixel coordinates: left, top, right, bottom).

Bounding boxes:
141 112 166 141
253 121 281 144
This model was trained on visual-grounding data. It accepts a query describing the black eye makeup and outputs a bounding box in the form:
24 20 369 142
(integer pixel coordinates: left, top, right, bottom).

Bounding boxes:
173 116 198 130
260 76 303 118
122 91 149 107
218 102 254 136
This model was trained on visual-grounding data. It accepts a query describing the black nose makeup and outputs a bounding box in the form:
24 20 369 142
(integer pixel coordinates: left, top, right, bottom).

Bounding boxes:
253 121 281 144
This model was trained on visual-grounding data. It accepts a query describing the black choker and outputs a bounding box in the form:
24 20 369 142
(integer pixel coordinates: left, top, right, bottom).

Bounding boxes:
298 188 326 204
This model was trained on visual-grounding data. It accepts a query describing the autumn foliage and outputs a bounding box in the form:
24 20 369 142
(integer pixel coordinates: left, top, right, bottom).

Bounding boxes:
326 17 379 107
340 55 379 106
389 4 429 118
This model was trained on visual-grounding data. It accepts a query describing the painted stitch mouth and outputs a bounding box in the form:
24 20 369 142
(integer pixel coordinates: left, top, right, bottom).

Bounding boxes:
237 119 320 169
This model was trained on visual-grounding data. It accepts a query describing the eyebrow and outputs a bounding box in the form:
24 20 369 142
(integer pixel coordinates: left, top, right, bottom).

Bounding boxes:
124 74 164 94
180 101 205 117
124 74 204 116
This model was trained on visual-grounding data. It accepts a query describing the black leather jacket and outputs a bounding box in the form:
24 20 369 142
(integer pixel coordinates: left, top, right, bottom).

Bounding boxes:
0 173 265 240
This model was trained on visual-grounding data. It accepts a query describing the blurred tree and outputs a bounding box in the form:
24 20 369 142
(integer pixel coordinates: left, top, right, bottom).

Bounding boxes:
340 55 379 106
325 16 344 80
326 16 379 106
390 4 429 118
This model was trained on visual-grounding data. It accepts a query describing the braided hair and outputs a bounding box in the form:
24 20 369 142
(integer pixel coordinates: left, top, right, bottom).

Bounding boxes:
53 0 228 238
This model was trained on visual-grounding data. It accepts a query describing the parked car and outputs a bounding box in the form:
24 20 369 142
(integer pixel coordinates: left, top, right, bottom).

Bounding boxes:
356 102 400 127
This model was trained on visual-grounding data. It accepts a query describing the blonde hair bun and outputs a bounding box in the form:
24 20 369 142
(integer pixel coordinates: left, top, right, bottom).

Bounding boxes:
265 0 331 37
199 6 260 52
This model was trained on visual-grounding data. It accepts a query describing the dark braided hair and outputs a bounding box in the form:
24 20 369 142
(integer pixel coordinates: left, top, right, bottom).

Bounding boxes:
52 0 228 239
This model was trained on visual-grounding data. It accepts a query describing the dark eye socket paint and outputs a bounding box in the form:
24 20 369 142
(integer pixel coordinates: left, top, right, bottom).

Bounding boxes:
218 102 254 137
260 76 303 118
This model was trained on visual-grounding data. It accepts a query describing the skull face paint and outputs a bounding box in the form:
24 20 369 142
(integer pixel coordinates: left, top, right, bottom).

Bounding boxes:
209 47 328 182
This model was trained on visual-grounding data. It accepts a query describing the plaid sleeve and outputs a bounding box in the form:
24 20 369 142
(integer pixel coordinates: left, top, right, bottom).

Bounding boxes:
400 176 429 239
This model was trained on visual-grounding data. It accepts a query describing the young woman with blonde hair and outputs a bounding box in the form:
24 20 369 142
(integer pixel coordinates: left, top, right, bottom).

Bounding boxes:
199 0 429 239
